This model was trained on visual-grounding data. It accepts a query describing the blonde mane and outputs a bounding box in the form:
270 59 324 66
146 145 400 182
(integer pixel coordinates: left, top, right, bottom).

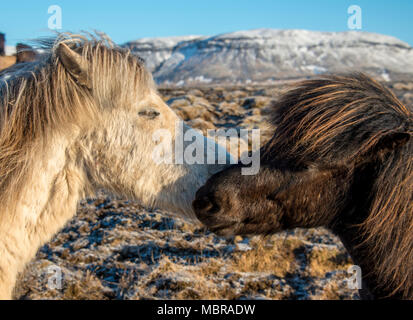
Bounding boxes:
0 33 153 214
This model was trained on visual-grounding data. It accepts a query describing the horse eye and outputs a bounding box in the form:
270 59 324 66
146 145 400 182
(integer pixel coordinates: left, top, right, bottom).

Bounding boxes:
138 109 160 119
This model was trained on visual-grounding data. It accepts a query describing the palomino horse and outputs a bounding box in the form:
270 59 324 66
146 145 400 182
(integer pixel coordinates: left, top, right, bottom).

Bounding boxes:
0 33 231 299
194 73 412 299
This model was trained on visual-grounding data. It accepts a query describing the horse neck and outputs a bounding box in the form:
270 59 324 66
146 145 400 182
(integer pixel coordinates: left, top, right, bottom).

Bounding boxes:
335 224 404 299
0 134 86 298
331 160 412 299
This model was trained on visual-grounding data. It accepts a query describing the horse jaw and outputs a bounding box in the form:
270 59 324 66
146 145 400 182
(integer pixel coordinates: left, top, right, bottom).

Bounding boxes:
80 92 233 220
127 121 233 220
153 124 233 220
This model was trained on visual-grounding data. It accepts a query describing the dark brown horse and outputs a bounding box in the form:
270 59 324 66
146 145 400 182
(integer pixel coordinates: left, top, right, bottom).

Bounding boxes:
193 73 412 299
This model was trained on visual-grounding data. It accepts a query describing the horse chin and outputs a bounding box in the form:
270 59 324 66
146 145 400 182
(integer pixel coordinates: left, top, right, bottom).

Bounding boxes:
193 202 244 236
210 225 239 237
204 220 273 237
197 215 240 236
194 199 283 236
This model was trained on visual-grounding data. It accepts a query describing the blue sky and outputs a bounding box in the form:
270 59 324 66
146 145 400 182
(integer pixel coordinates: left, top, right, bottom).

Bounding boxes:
1 0 412 46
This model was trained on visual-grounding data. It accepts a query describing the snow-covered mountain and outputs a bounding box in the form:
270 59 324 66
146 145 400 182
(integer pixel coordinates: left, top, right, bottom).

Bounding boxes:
123 29 413 85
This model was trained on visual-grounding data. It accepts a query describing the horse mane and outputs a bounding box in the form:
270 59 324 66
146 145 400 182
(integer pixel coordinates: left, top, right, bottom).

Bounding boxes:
263 73 412 298
0 32 151 214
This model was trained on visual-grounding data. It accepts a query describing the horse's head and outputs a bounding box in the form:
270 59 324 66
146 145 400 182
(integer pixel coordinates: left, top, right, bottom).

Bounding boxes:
193 161 353 236
193 74 412 236
53 36 232 219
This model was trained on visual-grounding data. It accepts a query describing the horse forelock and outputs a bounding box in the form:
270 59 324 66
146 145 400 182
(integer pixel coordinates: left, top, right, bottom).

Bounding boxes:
264 73 412 165
0 32 152 213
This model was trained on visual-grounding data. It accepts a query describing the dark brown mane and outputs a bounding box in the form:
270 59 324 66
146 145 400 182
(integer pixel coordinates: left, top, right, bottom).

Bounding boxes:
264 73 412 165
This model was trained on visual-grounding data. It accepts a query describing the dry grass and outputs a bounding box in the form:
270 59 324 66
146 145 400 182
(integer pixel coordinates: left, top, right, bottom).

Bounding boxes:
62 271 109 300
229 237 302 277
14 197 358 300
307 247 352 278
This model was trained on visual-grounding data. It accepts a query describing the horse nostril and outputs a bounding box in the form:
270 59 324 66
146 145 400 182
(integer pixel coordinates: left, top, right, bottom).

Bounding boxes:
193 196 213 213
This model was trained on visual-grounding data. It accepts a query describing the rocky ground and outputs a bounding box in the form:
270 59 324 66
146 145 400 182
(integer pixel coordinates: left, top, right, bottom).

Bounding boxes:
14 79 413 300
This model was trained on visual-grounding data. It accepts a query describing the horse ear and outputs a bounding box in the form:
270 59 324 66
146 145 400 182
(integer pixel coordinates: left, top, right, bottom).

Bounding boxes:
56 43 91 88
374 132 410 155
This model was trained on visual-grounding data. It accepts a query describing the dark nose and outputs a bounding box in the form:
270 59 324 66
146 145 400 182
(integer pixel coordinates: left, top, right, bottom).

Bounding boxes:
192 195 214 213
193 185 221 217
